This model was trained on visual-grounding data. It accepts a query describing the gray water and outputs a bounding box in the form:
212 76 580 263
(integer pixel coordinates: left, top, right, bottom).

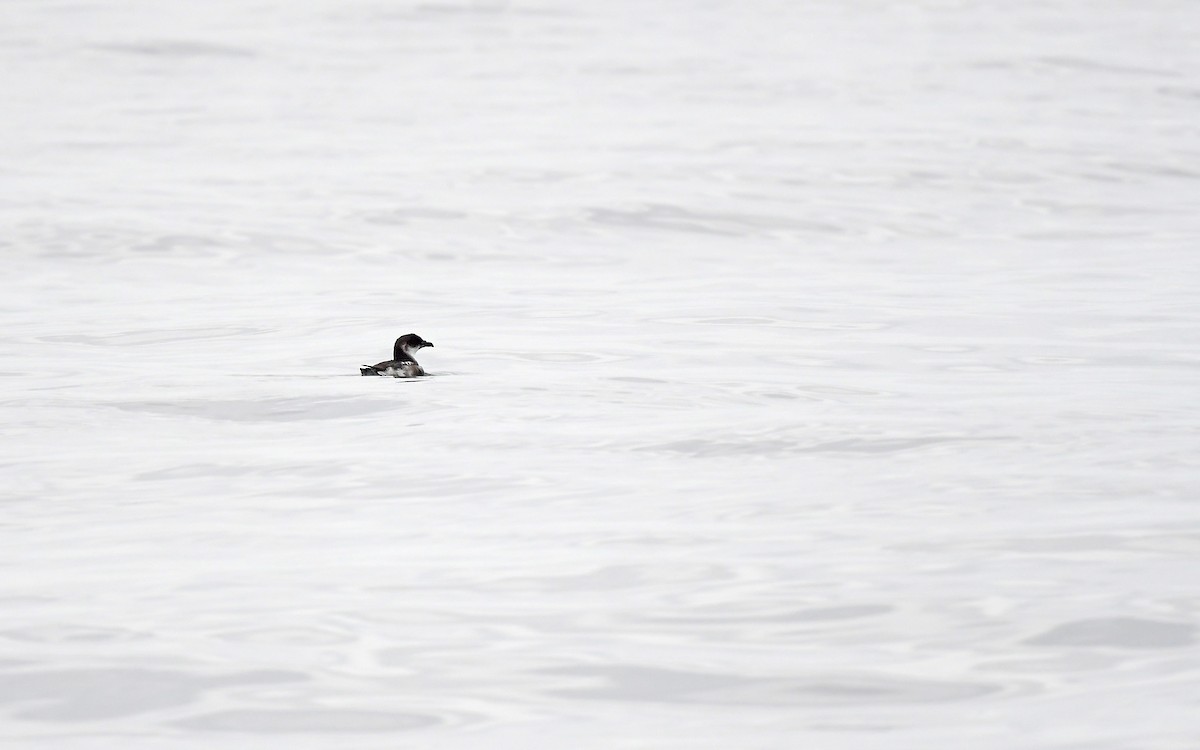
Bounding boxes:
2 1 1200 748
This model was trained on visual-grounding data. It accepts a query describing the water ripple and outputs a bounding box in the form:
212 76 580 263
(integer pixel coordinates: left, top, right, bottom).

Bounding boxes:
538 664 1002 706
1025 618 1196 649
639 435 1008 458
0 668 305 721
173 709 442 733
112 397 406 422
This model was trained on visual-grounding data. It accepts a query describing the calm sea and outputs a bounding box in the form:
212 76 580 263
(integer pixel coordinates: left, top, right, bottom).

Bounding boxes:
2 1 1199 747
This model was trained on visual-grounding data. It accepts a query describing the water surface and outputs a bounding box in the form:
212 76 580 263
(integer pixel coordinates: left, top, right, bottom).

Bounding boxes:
2 1 1199 747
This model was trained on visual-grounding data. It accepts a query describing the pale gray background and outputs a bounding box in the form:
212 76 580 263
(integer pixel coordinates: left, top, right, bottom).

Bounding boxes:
2 1 1199 748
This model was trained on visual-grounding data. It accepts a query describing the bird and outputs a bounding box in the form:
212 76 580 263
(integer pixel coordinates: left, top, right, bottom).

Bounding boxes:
360 333 434 377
